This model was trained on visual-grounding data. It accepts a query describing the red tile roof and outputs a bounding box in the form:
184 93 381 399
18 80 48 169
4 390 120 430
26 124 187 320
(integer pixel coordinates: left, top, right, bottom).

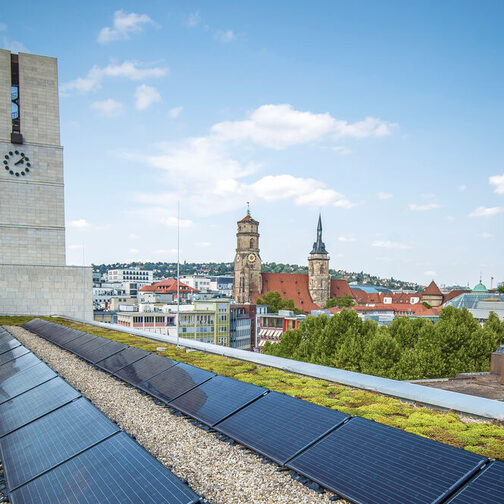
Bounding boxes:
329 303 440 317
424 280 443 296
330 279 353 298
255 273 320 312
442 289 469 303
139 278 198 294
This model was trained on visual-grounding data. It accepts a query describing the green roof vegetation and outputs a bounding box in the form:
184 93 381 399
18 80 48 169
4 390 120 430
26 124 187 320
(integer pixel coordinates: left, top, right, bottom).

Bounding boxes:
2 315 504 461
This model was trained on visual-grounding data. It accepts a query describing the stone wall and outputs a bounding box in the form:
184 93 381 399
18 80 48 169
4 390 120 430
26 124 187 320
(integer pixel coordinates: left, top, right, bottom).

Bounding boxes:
0 264 93 319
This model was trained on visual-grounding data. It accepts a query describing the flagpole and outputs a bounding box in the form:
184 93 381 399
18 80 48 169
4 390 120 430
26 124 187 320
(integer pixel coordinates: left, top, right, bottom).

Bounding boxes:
176 201 180 350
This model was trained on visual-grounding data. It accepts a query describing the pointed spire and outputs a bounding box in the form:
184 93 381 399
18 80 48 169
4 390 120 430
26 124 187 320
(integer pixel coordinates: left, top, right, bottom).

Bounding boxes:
310 213 328 255
246 201 250 216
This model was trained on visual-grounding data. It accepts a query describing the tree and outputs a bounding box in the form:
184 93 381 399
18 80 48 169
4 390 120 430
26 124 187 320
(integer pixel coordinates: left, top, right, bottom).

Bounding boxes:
325 295 355 308
484 312 504 345
360 329 401 378
498 284 504 293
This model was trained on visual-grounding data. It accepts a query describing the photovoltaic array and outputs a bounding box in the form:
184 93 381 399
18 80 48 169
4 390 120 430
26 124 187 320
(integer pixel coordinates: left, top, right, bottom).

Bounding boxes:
20 318 504 504
0 324 202 504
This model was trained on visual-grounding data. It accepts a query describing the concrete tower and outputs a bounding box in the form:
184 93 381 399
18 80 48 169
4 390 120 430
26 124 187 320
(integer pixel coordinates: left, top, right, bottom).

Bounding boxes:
308 214 331 307
233 209 262 303
0 50 92 318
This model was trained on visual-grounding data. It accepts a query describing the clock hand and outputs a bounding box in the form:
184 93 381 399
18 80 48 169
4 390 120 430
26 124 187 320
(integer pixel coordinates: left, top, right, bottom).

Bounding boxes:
14 158 24 166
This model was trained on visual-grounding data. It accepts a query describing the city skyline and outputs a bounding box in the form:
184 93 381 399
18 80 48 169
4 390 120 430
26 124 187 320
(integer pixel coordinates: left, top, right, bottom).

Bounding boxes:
1 1 502 286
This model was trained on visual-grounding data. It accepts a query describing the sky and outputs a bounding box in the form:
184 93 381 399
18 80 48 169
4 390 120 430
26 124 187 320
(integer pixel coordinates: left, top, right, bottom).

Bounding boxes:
1 1 503 287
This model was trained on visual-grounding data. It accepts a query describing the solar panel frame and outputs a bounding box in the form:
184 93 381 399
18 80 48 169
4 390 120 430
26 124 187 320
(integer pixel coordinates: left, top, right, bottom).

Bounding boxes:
138 362 215 404
95 346 149 374
0 346 30 366
114 353 177 386
0 339 21 355
0 397 121 491
0 377 81 438
214 391 351 465
0 353 41 380
287 416 488 504
444 460 504 504
169 375 268 426
78 340 127 364
9 432 201 504
0 363 57 405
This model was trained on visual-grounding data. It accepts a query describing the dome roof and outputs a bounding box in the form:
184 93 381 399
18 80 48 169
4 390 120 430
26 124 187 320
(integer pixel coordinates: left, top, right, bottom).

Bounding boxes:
472 282 488 292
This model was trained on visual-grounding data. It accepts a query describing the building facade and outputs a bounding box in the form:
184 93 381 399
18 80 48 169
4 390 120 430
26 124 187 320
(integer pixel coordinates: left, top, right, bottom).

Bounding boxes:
107 268 153 284
308 214 331 307
0 50 91 318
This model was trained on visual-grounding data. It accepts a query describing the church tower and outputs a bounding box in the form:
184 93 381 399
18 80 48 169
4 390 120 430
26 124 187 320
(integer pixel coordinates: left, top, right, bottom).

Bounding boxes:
233 208 262 303
308 214 331 307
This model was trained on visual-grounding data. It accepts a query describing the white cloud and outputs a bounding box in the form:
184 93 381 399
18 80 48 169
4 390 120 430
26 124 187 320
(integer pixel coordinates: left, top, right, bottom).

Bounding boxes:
69 244 83 250
1 37 28 53
61 61 168 94
372 240 412 250
489 174 504 194
214 30 235 43
91 98 123 116
169 106 183 118
68 219 90 229
469 206 504 218
458 185 467 191
0 23 7 31
160 216 193 228
338 235 356 242
128 233 140 239
211 105 396 150
187 11 201 28
424 270 437 277
129 248 139 254
98 10 155 44
480 232 493 239
135 84 162 110
196 241 211 247
408 203 441 211
377 192 392 200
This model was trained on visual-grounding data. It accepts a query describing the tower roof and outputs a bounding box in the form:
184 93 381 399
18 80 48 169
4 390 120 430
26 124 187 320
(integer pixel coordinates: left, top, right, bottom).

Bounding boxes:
424 280 442 296
310 214 328 254
472 282 488 292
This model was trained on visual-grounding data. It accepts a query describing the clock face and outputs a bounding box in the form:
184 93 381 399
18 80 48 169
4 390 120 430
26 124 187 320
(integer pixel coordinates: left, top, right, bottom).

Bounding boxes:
247 253 256 263
3 149 31 177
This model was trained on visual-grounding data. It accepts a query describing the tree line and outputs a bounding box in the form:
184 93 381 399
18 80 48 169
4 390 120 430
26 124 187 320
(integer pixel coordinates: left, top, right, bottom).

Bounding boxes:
262 306 504 380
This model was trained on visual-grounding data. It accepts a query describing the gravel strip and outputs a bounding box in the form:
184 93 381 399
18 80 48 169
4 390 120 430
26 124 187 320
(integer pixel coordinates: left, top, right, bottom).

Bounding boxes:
6 326 347 504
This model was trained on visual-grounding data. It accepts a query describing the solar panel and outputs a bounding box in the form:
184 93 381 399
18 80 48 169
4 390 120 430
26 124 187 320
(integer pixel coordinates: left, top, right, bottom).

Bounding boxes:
0 338 21 355
287 416 488 504
95 346 149 374
9 432 201 504
0 363 56 405
0 346 30 366
445 460 504 504
169 375 267 426
48 327 87 346
0 353 41 380
138 363 215 404
114 353 177 386
0 332 15 345
78 340 127 364
215 391 350 464
60 333 98 353
71 335 109 359
0 377 80 438
1 397 121 490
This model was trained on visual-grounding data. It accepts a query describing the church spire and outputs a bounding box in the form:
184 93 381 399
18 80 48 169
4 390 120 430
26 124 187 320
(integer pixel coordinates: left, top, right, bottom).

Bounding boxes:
310 213 328 254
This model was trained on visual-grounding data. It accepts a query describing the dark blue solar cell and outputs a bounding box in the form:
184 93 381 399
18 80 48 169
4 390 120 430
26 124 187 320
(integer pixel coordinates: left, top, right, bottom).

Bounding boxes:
0 377 80 437
0 353 41 381
0 346 29 366
61 333 98 352
96 347 149 373
0 338 21 355
9 432 201 504
114 353 177 386
1 397 120 490
48 327 87 346
287 416 487 504
169 375 267 426
445 460 504 504
138 363 215 403
0 332 15 345
0 363 56 405
215 391 350 464
78 340 126 364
